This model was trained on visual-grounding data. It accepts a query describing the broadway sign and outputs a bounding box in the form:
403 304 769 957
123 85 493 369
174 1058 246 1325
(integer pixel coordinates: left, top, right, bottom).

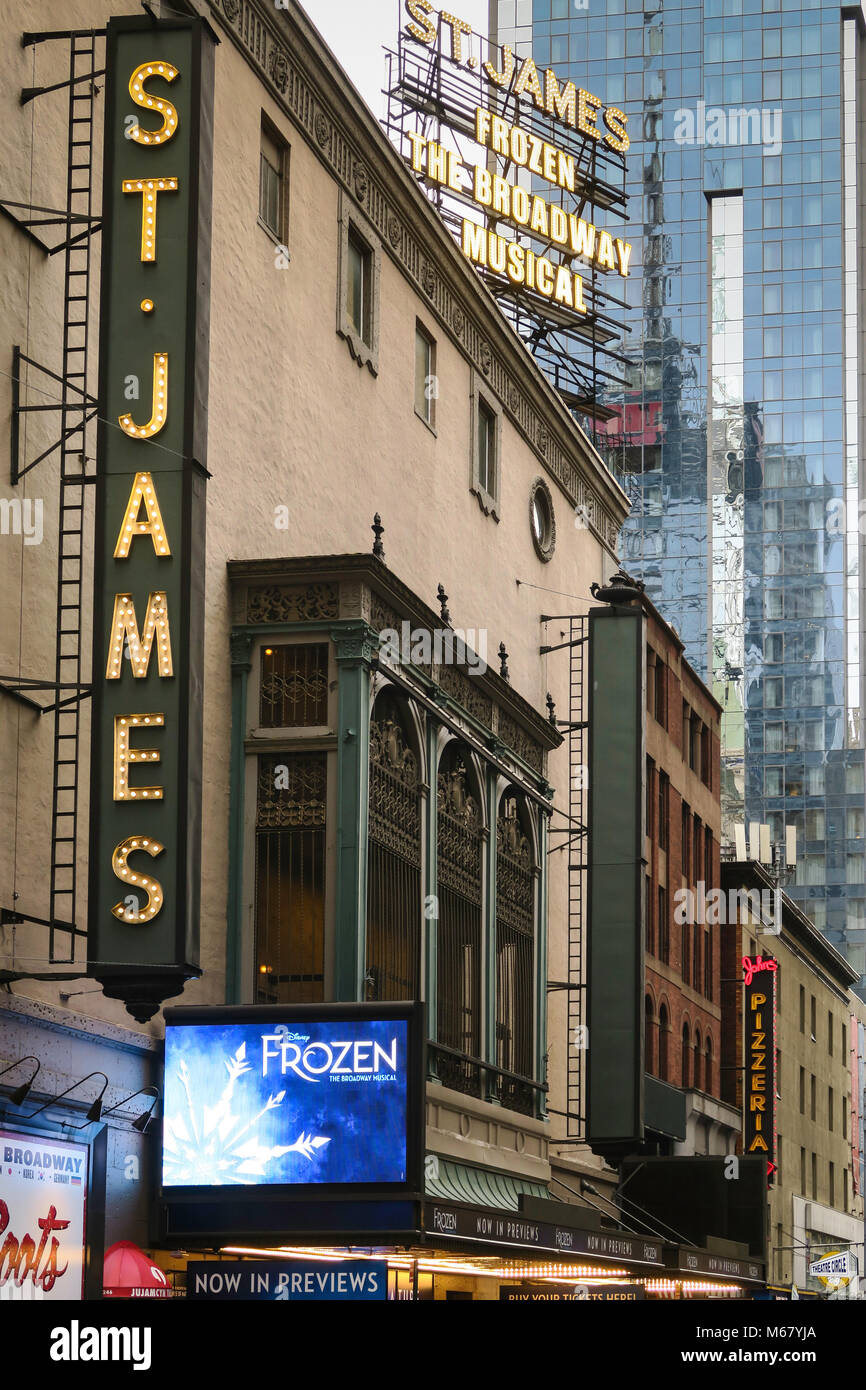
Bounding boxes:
88 14 215 1021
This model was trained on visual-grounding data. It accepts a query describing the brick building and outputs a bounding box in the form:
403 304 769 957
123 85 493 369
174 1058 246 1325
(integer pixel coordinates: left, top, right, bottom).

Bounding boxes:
641 597 740 1154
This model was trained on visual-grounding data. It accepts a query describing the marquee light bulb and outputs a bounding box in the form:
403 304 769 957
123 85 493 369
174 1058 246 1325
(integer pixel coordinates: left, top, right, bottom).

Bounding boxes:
111 835 165 922
118 356 169 441
113 712 165 801
122 177 178 262
127 60 179 146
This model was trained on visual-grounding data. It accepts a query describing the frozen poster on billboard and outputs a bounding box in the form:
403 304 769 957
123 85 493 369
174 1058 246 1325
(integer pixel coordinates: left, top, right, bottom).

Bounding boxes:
162 1017 409 1188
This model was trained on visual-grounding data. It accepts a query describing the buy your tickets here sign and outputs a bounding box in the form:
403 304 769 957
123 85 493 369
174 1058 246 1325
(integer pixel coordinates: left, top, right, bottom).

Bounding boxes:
88 15 214 1021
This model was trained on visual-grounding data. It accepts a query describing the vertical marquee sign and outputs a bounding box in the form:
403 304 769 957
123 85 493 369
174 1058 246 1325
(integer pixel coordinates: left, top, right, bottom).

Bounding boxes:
742 955 777 1178
88 16 215 1022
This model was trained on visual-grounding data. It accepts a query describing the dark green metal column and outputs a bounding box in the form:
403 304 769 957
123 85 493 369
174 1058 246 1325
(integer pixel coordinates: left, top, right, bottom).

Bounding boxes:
226 630 252 1004
332 622 377 999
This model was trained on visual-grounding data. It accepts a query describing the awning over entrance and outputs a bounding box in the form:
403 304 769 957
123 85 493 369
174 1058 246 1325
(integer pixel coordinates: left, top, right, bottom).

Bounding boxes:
103 1241 171 1299
425 1158 548 1210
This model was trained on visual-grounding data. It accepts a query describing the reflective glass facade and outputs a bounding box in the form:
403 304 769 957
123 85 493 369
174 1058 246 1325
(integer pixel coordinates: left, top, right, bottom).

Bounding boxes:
507 0 866 990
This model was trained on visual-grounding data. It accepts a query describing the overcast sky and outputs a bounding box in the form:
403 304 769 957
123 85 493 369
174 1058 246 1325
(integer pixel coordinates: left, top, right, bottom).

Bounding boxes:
304 1 491 124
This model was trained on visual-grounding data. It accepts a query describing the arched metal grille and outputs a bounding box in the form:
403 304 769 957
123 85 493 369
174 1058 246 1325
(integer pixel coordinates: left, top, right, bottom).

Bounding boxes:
436 756 483 1097
494 796 535 1114
366 714 422 1001
254 752 326 1003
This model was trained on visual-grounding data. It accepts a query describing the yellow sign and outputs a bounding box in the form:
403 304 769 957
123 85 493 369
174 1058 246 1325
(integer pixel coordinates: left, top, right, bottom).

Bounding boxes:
404 1 629 152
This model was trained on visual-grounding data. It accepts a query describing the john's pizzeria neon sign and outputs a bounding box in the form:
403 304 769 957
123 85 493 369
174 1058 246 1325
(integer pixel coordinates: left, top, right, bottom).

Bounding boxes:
742 956 777 1166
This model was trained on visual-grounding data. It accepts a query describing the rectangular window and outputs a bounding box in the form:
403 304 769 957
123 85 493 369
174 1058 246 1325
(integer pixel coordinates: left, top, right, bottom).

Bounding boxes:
646 757 654 837
810 994 816 1036
477 398 496 497
259 644 329 728
658 774 669 850
828 1010 833 1056
470 374 501 518
347 227 372 344
254 752 327 1003
843 1095 848 1138
682 802 691 879
655 657 666 726
259 120 288 241
682 920 691 982
704 929 712 999
829 1161 835 1207
799 984 806 1032
658 885 668 963
800 1147 806 1196
811 1152 817 1200
810 1072 816 1121
799 1065 805 1113
828 1086 834 1131
645 874 653 955
415 322 436 428
692 922 701 992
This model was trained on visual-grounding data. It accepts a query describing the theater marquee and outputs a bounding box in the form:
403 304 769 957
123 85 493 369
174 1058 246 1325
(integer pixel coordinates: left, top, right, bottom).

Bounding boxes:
392 1 634 352
88 15 215 1022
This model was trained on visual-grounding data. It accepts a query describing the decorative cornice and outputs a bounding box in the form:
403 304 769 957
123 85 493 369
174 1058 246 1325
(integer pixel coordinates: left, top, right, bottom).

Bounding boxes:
228 553 562 756
204 0 628 557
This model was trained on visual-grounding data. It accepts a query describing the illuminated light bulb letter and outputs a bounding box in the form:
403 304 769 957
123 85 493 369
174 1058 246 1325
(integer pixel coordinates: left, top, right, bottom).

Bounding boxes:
106 592 174 680
111 835 165 922
127 61 179 145
404 0 436 46
122 177 179 262
113 714 165 802
119 354 168 440
483 44 514 87
113 471 171 557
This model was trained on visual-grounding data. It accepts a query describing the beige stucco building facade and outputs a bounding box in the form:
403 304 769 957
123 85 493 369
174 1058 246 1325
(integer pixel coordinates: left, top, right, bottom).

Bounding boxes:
0 0 630 1270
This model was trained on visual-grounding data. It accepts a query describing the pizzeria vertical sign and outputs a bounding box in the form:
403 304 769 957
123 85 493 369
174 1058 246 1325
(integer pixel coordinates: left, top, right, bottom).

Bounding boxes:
742 956 777 1179
88 16 215 1022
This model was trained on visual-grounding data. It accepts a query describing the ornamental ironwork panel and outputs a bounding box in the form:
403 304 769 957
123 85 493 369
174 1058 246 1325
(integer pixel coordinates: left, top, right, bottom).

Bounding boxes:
259 643 329 727
366 716 422 1001
436 759 483 1096
496 711 544 774
246 582 338 624
254 752 327 1003
495 800 535 1113
255 754 326 827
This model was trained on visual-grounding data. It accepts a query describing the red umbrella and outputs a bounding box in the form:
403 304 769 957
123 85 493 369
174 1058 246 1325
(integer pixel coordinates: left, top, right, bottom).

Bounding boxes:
103 1241 171 1299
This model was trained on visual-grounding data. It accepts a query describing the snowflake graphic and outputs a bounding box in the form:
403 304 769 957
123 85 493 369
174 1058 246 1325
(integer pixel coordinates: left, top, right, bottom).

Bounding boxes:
162 1042 330 1185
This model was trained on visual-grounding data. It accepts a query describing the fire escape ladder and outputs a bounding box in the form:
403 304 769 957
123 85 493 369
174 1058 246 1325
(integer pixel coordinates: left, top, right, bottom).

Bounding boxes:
50 31 100 960
2 29 103 961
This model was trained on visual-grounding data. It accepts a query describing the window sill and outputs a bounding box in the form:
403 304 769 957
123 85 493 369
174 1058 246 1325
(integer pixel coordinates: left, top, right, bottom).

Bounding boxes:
337 324 378 376
470 483 500 522
414 407 437 437
257 216 289 257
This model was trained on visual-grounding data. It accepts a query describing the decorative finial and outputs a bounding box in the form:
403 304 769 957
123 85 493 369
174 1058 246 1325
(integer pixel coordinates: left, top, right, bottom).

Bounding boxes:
372 513 385 560
546 692 556 726
437 584 451 625
498 642 510 682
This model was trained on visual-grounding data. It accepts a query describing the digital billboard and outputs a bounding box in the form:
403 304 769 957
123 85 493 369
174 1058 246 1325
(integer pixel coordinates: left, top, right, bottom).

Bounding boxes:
161 1004 423 1197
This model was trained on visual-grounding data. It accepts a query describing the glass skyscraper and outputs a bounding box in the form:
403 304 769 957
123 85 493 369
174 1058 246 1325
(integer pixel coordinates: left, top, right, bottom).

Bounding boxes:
496 0 866 990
